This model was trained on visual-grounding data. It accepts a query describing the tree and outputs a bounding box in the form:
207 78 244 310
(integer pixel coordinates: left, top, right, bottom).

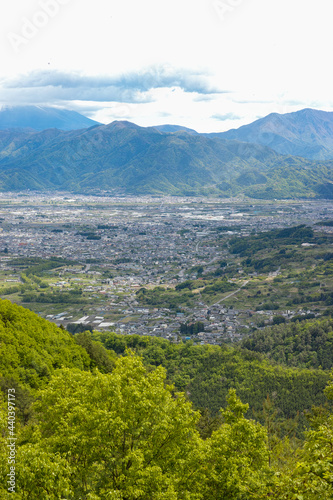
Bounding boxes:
74 331 116 373
17 354 205 499
205 389 270 499
267 375 333 499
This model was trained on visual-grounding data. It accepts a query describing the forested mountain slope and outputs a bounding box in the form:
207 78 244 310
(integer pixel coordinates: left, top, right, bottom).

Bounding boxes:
216 108 333 160
0 299 114 391
0 121 332 198
1 299 333 498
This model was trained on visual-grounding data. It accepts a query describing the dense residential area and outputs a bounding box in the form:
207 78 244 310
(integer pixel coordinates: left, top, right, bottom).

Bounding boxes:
0 192 332 344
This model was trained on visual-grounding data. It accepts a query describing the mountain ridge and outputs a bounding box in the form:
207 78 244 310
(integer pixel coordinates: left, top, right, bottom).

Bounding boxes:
0 107 333 198
2 105 333 162
0 105 101 131
214 108 333 160
0 120 332 198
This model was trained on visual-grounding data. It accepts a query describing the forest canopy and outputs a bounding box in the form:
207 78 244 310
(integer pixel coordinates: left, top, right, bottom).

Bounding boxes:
1 299 333 498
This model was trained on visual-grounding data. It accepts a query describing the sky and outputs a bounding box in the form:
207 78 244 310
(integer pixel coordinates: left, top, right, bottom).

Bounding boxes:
0 0 332 132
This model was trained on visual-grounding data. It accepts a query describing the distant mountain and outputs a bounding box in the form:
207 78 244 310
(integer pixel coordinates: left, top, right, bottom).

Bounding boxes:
0 120 333 199
153 124 198 134
215 108 333 160
0 105 101 131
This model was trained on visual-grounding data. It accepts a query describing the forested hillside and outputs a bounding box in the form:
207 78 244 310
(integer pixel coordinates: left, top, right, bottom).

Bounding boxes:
92 330 329 426
1 121 333 198
217 108 333 160
241 318 333 369
1 299 333 498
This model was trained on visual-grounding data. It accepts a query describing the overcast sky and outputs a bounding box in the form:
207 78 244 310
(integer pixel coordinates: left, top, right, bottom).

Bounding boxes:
0 0 332 132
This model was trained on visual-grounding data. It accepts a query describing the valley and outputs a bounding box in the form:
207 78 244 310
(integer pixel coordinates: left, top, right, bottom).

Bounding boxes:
2 0 333 493
1 192 333 344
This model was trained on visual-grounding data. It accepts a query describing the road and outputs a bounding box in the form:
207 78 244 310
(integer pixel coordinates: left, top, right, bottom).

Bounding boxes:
212 280 249 306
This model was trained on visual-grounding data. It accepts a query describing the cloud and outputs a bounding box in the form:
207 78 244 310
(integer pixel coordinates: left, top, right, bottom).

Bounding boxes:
1 73 150 105
0 66 226 106
211 112 241 121
193 94 218 102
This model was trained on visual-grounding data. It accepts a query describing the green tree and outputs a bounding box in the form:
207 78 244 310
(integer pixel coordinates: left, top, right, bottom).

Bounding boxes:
17 354 205 499
267 374 333 499
205 389 270 499
74 331 116 373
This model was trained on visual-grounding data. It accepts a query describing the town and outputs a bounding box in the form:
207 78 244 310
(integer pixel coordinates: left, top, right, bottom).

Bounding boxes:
0 191 332 344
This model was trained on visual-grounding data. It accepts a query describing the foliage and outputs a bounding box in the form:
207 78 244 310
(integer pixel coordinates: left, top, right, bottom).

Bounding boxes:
176 279 207 291
21 289 88 304
0 356 206 499
241 317 333 370
93 331 329 428
67 322 94 334
0 299 90 389
74 331 116 373
229 225 316 258
201 278 236 297
204 389 270 499
136 286 195 310
1 300 333 497
180 321 205 335
9 257 75 276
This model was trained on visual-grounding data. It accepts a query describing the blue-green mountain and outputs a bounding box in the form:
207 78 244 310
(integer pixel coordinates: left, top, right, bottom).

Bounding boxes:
215 108 333 160
0 114 332 198
0 105 100 131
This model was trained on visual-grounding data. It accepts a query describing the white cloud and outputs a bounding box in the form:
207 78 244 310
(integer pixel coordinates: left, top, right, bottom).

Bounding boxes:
0 0 333 131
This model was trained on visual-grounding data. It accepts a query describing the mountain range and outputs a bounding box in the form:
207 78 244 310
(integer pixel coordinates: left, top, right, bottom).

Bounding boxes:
216 108 333 161
0 105 333 198
0 105 100 131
